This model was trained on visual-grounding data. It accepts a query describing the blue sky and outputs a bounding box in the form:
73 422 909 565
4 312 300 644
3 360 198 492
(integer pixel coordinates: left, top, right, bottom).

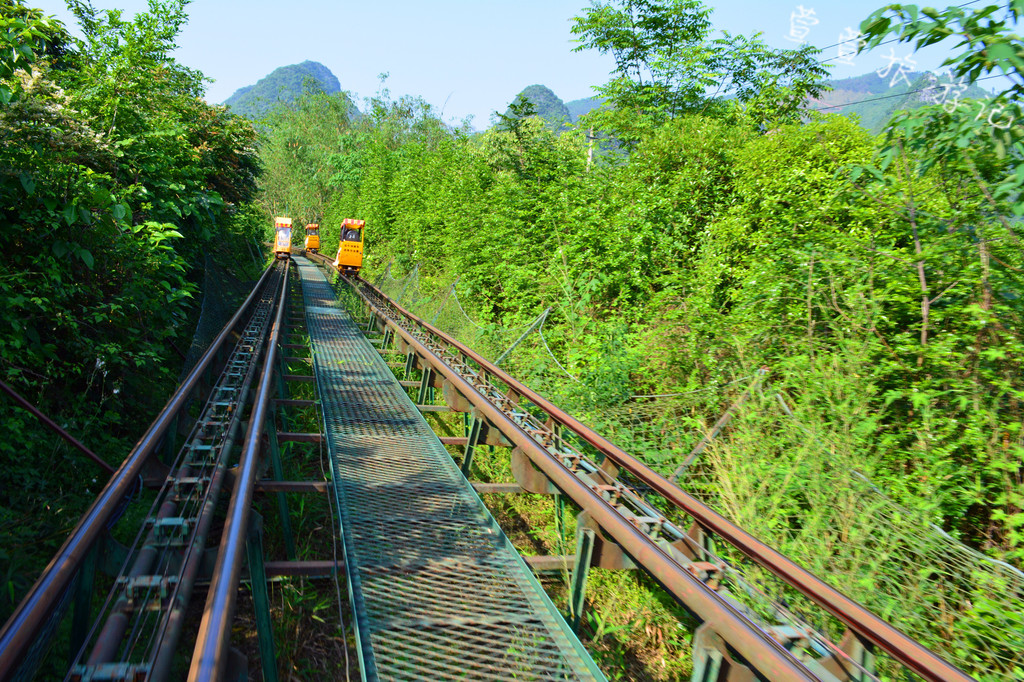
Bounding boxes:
30 0 993 128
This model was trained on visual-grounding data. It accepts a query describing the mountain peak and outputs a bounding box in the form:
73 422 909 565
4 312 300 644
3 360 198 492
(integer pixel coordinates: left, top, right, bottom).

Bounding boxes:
224 61 342 118
502 84 571 129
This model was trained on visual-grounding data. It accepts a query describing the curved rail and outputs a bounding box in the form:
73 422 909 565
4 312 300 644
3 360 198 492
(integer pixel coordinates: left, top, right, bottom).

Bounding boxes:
337 266 971 682
0 263 276 682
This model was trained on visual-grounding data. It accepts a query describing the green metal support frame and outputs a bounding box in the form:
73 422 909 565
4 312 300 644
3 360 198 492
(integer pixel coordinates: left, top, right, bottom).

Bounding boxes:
264 417 297 561
69 543 98 666
555 493 567 550
162 414 179 465
417 368 434 405
570 529 595 633
275 350 290 426
246 513 279 682
460 415 484 477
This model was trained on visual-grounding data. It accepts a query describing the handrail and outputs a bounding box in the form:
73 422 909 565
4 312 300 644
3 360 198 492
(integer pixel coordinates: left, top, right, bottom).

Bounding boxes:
0 263 276 682
348 271 973 682
188 259 289 680
341 271 820 681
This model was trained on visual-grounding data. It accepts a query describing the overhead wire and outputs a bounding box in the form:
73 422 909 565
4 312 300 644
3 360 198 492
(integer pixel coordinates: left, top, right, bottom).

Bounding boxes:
808 73 1007 112
809 0 983 65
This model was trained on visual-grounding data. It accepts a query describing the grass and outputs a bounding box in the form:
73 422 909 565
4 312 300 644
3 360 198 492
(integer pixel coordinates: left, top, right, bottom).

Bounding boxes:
423 404 697 681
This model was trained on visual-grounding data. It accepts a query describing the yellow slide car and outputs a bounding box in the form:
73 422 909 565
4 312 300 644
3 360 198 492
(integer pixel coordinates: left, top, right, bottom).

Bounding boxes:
334 218 365 274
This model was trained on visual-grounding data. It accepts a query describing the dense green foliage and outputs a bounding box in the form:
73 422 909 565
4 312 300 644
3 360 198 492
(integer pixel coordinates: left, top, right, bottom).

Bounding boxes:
223 59 343 119
860 1 1024 211
1 0 262 620
254 1 1022 676
1 0 1021 677
256 1 1023 564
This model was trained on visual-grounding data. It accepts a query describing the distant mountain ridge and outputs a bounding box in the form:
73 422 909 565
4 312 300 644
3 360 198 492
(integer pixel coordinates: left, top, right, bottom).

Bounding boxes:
225 62 993 134
565 96 605 121
535 72 991 133
224 60 342 119
813 71 992 132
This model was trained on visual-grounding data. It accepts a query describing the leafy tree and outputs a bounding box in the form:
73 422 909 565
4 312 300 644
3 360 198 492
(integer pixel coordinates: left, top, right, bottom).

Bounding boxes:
1 0 262 624
859 1 1024 211
0 0 69 102
570 0 829 141
846 3 1024 552
258 88 359 226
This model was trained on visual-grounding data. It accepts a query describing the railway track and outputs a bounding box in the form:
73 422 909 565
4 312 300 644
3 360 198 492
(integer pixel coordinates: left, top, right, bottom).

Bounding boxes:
0 261 294 682
0 252 974 682
307 251 972 682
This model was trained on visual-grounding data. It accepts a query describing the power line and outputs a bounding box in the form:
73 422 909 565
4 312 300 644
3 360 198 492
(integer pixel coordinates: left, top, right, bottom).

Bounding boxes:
808 73 1006 112
808 0 982 65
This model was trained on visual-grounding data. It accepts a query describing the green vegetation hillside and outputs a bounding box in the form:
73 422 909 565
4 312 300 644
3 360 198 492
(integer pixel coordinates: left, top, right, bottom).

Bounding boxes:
565 95 605 121
502 84 571 129
816 70 992 132
223 60 342 118
3 0 1023 679
257 1 1024 677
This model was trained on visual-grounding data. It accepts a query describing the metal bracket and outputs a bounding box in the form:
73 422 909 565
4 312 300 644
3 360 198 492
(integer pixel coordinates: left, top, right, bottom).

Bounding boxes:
510 447 560 495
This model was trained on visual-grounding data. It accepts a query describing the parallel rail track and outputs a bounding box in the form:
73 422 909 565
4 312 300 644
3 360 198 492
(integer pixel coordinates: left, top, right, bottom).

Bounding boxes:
0 262 289 682
306 252 972 682
0 262 280 682
71 262 284 680
0 250 975 682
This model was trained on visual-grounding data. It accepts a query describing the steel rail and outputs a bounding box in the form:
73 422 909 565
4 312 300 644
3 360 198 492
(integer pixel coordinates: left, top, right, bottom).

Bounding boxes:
147 360 255 682
0 263 276 682
188 259 290 681
338 270 820 681
344 270 973 682
80 270 280 678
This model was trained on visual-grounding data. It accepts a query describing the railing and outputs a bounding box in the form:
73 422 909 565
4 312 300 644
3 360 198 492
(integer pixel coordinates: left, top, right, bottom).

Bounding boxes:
0 264 277 682
317 256 971 682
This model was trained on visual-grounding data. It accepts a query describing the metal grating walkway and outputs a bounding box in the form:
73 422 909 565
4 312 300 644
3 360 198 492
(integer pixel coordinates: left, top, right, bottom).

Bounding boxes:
293 256 605 682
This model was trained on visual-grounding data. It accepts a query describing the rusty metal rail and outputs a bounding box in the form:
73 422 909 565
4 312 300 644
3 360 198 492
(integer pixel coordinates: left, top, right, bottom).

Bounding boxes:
187 260 290 680
308 253 971 682
0 263 277 682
